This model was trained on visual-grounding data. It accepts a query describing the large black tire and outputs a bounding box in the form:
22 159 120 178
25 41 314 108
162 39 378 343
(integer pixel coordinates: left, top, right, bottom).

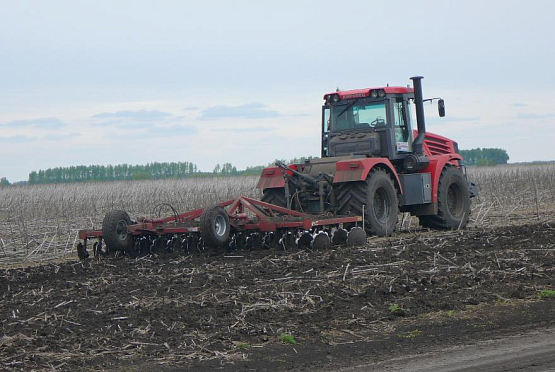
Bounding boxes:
102 210 134 252
261 188 287 208
337 168 399 237
418 215 444 229
200 205 231 248
419 166 470 229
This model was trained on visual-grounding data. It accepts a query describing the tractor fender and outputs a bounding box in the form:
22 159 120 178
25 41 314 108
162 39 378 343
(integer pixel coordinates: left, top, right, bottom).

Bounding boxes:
257 165 298 189
423 154 463 202
333 158 402 194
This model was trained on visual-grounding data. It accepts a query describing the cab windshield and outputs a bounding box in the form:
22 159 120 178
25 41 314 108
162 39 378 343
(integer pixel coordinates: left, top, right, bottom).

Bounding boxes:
330 101 387 132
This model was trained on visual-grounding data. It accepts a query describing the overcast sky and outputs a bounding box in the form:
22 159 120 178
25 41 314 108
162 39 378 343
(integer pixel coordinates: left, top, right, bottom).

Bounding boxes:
1 0 554 182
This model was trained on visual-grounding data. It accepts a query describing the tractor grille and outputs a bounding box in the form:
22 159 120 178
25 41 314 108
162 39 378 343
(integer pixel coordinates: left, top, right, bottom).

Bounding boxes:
424 135 451 155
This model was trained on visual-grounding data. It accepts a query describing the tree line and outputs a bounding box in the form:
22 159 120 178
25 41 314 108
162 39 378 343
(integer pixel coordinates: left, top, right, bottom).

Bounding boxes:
5 150 508 186
28 162 199 184
25 157 314 185
459 148 509 166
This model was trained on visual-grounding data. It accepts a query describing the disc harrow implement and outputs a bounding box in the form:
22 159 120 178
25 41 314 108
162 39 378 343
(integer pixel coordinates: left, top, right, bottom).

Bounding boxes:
77 196 366 259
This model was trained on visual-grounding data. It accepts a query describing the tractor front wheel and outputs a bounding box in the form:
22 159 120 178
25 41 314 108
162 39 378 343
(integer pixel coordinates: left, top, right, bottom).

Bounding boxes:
102 210 134 253
365 169 399 236
338 168 398 237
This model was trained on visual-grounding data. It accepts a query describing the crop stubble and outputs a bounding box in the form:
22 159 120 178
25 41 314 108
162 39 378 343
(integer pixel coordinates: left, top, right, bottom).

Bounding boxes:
0 164 553 264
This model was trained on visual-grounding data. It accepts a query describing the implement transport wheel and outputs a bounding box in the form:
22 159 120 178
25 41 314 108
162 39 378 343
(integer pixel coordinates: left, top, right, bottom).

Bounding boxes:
200 205 230 249
338 168 398 237
419 166 470 229
102 210 134 252
261 188 287 208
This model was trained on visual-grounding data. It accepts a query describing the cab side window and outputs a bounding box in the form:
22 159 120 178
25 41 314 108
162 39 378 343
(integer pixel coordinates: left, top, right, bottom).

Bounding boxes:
393 100 410 143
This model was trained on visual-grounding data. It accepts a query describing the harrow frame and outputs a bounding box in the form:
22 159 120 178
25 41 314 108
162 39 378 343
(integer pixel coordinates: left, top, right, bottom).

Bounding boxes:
77 196 363 257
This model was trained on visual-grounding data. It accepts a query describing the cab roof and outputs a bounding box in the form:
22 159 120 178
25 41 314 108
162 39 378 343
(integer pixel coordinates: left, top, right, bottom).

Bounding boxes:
323 86 414 100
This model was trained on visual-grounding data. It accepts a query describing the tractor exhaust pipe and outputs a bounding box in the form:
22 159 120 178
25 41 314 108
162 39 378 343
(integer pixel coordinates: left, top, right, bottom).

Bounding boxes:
411 76 426 156
402 76 430 173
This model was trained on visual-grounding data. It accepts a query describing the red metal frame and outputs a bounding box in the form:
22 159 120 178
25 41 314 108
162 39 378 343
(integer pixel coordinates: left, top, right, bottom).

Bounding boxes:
256 164 298 189
333 158 403 192
78 197 362 240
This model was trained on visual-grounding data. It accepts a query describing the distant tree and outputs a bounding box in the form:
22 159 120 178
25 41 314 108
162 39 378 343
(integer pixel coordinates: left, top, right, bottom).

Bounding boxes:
132 172 153 180
460 148 509 166
27 161 202 184
0 177 10 187
476 159 496 167
28 171 38 185
241 165 266 175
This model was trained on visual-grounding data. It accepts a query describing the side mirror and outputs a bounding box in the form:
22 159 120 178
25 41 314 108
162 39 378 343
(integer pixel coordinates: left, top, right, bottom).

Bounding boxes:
438 99 445 117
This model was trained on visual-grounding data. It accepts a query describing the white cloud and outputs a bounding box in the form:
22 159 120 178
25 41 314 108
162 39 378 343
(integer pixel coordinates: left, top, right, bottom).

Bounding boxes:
0 135 34 142
516 112 555 120
199 103 280 120
3 118 65 129
91 110 173 121
212 126 274 133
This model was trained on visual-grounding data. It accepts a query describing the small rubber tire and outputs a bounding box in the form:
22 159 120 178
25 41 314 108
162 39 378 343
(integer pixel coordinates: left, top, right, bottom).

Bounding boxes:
200 205 230 248
102 210 134 252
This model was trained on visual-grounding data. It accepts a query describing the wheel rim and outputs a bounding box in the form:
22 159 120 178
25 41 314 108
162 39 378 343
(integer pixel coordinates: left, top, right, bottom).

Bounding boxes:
447 183 464 218
372 187 391 224
116 220 128 241
214 215 227 237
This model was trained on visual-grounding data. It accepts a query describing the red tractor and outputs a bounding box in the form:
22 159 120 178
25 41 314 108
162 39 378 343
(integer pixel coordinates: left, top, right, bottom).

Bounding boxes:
77 76 477 258
258 76 477 237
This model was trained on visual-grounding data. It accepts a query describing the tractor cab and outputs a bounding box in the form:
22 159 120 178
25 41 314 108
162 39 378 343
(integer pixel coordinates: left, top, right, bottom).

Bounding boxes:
321 86 417 162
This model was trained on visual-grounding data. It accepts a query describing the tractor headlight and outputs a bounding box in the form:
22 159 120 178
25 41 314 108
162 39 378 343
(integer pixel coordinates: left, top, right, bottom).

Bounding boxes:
378 89 386 98
332 94 340 103
370 90 378 98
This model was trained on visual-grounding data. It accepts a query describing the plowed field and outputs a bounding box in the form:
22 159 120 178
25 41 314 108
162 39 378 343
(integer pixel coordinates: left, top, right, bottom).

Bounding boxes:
1 221 554 371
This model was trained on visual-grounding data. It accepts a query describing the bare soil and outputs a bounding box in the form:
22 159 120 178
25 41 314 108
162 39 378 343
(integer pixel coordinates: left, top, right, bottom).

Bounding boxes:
1 220 554 371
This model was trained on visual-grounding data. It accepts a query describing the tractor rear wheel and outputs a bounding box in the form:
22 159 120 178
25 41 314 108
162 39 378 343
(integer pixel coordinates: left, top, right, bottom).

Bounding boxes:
102 210 134 252
418 215 446 229
419 166 470 229
338 168 398 237
200 205 231 248
261 188 287 208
